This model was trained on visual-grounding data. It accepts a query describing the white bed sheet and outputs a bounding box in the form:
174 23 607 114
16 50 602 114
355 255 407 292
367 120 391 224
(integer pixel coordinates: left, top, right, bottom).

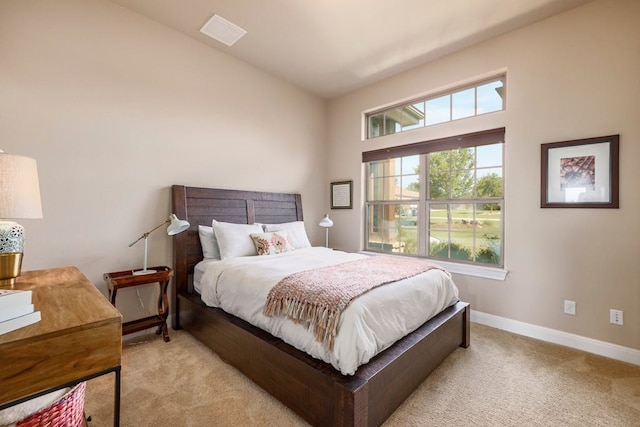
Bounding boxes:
194 258 220 294
198 247 459 375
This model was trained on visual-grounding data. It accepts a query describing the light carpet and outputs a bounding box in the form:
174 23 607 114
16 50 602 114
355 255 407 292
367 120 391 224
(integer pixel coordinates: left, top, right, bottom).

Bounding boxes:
84 323 640 426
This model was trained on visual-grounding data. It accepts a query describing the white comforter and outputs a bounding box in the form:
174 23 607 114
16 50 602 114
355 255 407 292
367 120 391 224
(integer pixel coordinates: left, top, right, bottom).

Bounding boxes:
198 247 459 375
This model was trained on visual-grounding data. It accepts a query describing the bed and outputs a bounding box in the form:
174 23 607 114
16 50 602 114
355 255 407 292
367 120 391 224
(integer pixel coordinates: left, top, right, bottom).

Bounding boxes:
171 185 470 426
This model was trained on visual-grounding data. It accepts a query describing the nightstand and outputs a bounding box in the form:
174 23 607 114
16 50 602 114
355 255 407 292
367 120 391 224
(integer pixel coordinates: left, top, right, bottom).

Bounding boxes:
103 266 173 342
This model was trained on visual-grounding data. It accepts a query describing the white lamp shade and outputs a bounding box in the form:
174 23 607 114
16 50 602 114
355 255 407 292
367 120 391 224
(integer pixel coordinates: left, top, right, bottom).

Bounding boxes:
319 214 333 228
167 214 190 235
0 154 43 219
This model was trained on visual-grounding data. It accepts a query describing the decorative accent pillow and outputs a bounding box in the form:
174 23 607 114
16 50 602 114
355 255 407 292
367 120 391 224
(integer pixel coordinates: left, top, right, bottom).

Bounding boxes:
250 231 294 256
212 220 264 260
263 221 311 249
198 225 220 259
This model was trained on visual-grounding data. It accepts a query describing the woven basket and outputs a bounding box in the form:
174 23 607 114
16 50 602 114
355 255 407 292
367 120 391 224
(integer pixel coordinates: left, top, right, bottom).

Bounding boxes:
16 382 86 427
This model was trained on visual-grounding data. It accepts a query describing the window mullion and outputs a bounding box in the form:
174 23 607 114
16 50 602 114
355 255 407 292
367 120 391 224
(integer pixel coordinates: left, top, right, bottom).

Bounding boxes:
417 154 427 256
474 86 478 116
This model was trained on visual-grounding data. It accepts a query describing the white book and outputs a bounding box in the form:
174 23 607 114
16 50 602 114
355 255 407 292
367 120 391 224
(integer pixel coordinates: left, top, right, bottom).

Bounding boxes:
0 304 34 323
0 311 41 335
0 289 32 310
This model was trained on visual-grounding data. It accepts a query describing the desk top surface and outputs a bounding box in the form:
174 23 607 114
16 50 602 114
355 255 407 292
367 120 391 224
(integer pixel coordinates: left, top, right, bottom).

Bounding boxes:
0 266 122 345
0 266 122 405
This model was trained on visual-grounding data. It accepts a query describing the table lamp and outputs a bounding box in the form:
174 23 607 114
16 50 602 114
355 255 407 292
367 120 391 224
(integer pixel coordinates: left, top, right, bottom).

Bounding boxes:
318 214 333 248
0 151 43 288
129 214 190 275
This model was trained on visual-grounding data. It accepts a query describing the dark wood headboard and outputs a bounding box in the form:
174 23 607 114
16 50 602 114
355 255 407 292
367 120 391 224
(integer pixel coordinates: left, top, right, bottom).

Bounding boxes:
171 185 304 295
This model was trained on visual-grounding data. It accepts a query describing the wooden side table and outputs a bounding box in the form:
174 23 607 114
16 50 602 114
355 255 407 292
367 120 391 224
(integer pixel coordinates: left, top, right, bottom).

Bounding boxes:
103 266 173 342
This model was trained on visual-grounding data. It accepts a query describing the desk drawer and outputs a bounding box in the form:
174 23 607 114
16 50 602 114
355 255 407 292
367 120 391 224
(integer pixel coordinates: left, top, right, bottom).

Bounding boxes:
0 320 121 404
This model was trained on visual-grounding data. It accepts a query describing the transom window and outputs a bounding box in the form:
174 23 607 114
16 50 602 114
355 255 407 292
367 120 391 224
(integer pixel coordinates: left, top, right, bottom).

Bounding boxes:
364 128 504 267
366 76 504 139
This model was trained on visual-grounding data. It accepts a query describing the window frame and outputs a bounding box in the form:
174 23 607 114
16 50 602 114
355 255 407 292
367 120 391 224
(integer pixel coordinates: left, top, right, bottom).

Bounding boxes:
363 128 505 269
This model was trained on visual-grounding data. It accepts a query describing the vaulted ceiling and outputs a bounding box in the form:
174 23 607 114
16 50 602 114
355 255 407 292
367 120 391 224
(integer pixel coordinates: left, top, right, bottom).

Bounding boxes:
109 0 591 98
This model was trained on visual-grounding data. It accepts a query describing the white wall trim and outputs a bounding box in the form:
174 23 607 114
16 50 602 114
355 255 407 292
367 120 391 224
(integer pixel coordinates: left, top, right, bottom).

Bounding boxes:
436 260 508 281
471 310 640 366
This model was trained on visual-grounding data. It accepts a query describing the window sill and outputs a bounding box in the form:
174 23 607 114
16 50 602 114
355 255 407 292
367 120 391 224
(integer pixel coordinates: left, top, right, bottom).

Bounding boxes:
431 260 508 281
359 252 508 281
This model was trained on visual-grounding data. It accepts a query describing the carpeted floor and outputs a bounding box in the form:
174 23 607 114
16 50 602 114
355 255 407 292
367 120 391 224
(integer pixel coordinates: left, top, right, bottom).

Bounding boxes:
84 323 640 426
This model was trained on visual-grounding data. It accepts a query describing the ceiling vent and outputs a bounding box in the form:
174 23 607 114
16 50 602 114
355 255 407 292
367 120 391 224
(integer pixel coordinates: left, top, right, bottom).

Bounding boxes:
199 14 247 47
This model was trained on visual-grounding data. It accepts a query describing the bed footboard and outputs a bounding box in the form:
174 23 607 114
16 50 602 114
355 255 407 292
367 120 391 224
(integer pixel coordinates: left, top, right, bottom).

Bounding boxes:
178 291 469 426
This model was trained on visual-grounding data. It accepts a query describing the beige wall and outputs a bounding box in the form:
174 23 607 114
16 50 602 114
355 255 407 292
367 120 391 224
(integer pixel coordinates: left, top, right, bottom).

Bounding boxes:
327 0 640 350
0 0 327 320
2 0 638 353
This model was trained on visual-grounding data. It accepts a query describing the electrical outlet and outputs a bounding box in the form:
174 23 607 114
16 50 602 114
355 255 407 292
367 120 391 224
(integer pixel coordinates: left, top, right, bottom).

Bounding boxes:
610 309 624 325
564 300 576 315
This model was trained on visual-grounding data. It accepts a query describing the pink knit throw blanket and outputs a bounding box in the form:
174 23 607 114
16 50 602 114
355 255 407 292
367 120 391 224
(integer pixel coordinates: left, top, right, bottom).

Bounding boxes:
263 256 448 351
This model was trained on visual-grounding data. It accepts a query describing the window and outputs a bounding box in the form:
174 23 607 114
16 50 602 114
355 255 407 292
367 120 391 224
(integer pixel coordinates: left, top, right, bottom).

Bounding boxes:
367 155 420 254
364 128 504 267
366 76 504 139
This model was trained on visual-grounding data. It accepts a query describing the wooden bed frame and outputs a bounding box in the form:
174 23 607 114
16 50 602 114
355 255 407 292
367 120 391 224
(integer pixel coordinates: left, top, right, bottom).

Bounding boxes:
171 185 470 426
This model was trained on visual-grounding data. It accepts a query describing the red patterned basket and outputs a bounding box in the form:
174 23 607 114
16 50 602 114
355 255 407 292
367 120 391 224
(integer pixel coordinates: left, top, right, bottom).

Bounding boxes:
16 382 86 427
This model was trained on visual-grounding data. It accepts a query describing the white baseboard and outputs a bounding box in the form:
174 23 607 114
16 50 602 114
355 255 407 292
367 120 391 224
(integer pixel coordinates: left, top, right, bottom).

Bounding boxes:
471 310 640 366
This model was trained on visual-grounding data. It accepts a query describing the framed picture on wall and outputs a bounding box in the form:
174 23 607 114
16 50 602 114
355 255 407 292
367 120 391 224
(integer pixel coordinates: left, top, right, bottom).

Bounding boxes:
541 135 619 208
331 180 352 209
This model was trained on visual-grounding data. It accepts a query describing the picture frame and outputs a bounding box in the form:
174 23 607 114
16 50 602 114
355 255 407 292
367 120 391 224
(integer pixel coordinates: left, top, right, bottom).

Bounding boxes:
330 180 353 209
541 135 619 208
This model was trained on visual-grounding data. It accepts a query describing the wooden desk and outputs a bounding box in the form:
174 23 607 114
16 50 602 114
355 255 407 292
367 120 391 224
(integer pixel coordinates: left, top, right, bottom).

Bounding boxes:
0 267 122 426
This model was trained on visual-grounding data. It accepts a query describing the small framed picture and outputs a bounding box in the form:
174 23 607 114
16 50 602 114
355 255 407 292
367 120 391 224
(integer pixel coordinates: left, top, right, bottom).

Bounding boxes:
331 180 352 209
541 135 619 208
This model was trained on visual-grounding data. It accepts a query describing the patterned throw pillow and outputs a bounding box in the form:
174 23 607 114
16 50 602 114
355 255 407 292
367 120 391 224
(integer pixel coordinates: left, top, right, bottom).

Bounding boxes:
250 231 294 256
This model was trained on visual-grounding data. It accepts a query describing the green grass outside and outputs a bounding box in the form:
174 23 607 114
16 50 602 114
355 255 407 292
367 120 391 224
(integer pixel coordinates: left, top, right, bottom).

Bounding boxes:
368 207 502 264
393 208 501 256
429 208 501 246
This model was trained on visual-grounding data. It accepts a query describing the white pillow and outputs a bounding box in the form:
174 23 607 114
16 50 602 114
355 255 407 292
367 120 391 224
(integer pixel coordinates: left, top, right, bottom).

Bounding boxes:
198 225 220 259
212 220 264 260
264 221 311 249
